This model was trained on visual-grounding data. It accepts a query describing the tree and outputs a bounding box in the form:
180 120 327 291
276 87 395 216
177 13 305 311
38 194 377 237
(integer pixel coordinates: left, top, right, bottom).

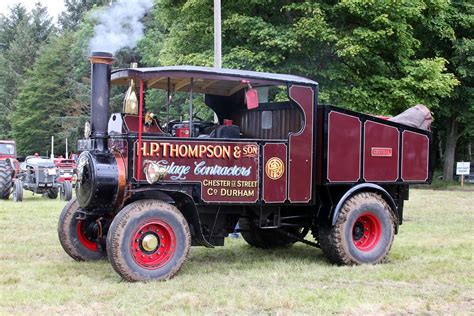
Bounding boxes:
59 0 109 31
0 3 55 139
142 0 458 116
0 3 29 52
142 0 472 179
11 34 76 155
414 1 474 180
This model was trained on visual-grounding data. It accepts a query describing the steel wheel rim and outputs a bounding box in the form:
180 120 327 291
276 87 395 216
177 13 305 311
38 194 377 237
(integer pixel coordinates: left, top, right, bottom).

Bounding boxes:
352 212 382 251
76 220 98 252
130 220 176 269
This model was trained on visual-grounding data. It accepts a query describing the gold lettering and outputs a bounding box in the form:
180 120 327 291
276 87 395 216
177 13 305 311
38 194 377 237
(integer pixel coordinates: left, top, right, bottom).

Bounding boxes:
150 142 160 157
162 143 170 157
170 144 179 157
188 145 198 158
140 142 148 156
178 144 188 157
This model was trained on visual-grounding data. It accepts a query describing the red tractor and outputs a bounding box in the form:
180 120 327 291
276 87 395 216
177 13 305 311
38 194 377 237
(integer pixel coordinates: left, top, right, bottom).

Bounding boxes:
0 140 20 199
58 52 432 282
54 158 77 185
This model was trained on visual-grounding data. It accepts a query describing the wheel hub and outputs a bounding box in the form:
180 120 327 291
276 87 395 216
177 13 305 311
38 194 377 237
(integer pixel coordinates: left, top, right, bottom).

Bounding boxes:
131 220 176 269
352 212 382 251
141 233 159 252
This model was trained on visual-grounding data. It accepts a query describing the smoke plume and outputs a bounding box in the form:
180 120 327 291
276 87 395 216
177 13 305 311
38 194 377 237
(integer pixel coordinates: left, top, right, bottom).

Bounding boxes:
89 0 154 54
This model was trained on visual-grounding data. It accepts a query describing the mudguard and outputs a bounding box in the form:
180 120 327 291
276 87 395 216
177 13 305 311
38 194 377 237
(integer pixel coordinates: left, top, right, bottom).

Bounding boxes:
331 183 399 230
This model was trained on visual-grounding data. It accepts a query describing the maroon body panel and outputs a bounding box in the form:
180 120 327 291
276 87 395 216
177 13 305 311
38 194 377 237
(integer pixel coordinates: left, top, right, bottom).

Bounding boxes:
288 85 314 203
134 140 259 203
327 111 361 182
263 143 287 203
401 131 429 182
363 121 399 182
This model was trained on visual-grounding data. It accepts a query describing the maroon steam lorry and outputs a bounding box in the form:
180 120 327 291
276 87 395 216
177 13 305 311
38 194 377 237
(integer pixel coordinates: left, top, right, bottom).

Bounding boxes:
58 52 432 282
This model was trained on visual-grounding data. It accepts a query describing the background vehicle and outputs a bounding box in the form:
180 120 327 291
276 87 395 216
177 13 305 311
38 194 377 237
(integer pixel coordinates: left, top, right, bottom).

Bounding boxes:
58 52 432 282
54 158 77 186
15 156 72 202
0 140 20 200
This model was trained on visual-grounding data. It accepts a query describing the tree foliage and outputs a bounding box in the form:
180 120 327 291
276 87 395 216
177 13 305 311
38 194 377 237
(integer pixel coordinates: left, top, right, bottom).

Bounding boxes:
0 3 55 139
11 34 76 155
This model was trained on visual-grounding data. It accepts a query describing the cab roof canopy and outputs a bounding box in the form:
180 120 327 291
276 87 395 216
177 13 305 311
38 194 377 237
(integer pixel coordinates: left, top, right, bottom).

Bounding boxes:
111 66 318 96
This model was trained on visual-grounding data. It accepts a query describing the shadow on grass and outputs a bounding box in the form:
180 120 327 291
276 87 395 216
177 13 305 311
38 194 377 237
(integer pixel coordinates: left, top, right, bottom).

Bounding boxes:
187 242 328 268
54 242 330 281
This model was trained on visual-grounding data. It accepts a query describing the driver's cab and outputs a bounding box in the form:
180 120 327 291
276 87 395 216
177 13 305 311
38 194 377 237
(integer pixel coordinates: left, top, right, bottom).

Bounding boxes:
108 66 310 142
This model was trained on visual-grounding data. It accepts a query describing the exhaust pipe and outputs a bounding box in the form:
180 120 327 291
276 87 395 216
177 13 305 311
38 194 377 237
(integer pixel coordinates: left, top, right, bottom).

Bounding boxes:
88 51 114 152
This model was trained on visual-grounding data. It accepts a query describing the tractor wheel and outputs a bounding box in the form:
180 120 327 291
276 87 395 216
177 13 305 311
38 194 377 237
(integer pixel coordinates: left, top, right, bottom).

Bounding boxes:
106 200 191 282
12 180 23 202
47 188 58 199
0 161 12 200
60 181 73 201
318 192 395 265
58 198 106 261
239 217 307 249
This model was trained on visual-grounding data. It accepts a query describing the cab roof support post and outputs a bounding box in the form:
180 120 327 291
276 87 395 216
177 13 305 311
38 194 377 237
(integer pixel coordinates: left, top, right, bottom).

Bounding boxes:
189 78 194 137
166 77 171 125
137 79 144 181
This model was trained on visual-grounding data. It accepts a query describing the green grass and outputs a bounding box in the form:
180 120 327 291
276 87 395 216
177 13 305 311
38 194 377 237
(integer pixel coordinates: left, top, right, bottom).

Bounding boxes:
0 190 473 314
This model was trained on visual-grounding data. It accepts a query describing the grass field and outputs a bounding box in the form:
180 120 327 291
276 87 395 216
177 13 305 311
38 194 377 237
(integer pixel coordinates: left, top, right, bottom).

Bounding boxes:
0 189 473 314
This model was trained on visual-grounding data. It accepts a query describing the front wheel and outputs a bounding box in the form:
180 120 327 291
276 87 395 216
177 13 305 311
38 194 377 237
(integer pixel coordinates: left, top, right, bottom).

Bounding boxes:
107 200 191 282
58 198 106 261
13 180 23 202
60 181 73 201
319 192 395 265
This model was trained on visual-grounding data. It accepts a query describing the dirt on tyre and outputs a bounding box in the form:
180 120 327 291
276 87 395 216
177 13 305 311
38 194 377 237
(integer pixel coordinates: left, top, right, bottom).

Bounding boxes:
0 161 12 200
106 199 191 282
319 192 396 265
239 217 306 248
58 198 106 261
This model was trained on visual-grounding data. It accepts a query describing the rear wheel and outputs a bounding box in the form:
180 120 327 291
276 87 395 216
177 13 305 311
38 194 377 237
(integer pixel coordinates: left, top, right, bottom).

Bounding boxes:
319 192 395 265
12 180 23 202
60 181 73 201
58 198 106 261
239 217 307 248
0 161 12 199
107 200 191 282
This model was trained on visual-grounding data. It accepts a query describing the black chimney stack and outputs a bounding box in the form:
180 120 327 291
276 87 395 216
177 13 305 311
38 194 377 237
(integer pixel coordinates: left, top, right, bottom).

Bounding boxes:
88 51 114 152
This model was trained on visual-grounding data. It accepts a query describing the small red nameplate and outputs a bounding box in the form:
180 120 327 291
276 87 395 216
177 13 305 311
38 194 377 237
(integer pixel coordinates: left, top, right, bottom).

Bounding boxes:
371 147 392 157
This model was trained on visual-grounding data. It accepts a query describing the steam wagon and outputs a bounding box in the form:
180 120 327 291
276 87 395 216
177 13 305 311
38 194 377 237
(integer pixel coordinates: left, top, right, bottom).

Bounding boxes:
58 52 432 282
